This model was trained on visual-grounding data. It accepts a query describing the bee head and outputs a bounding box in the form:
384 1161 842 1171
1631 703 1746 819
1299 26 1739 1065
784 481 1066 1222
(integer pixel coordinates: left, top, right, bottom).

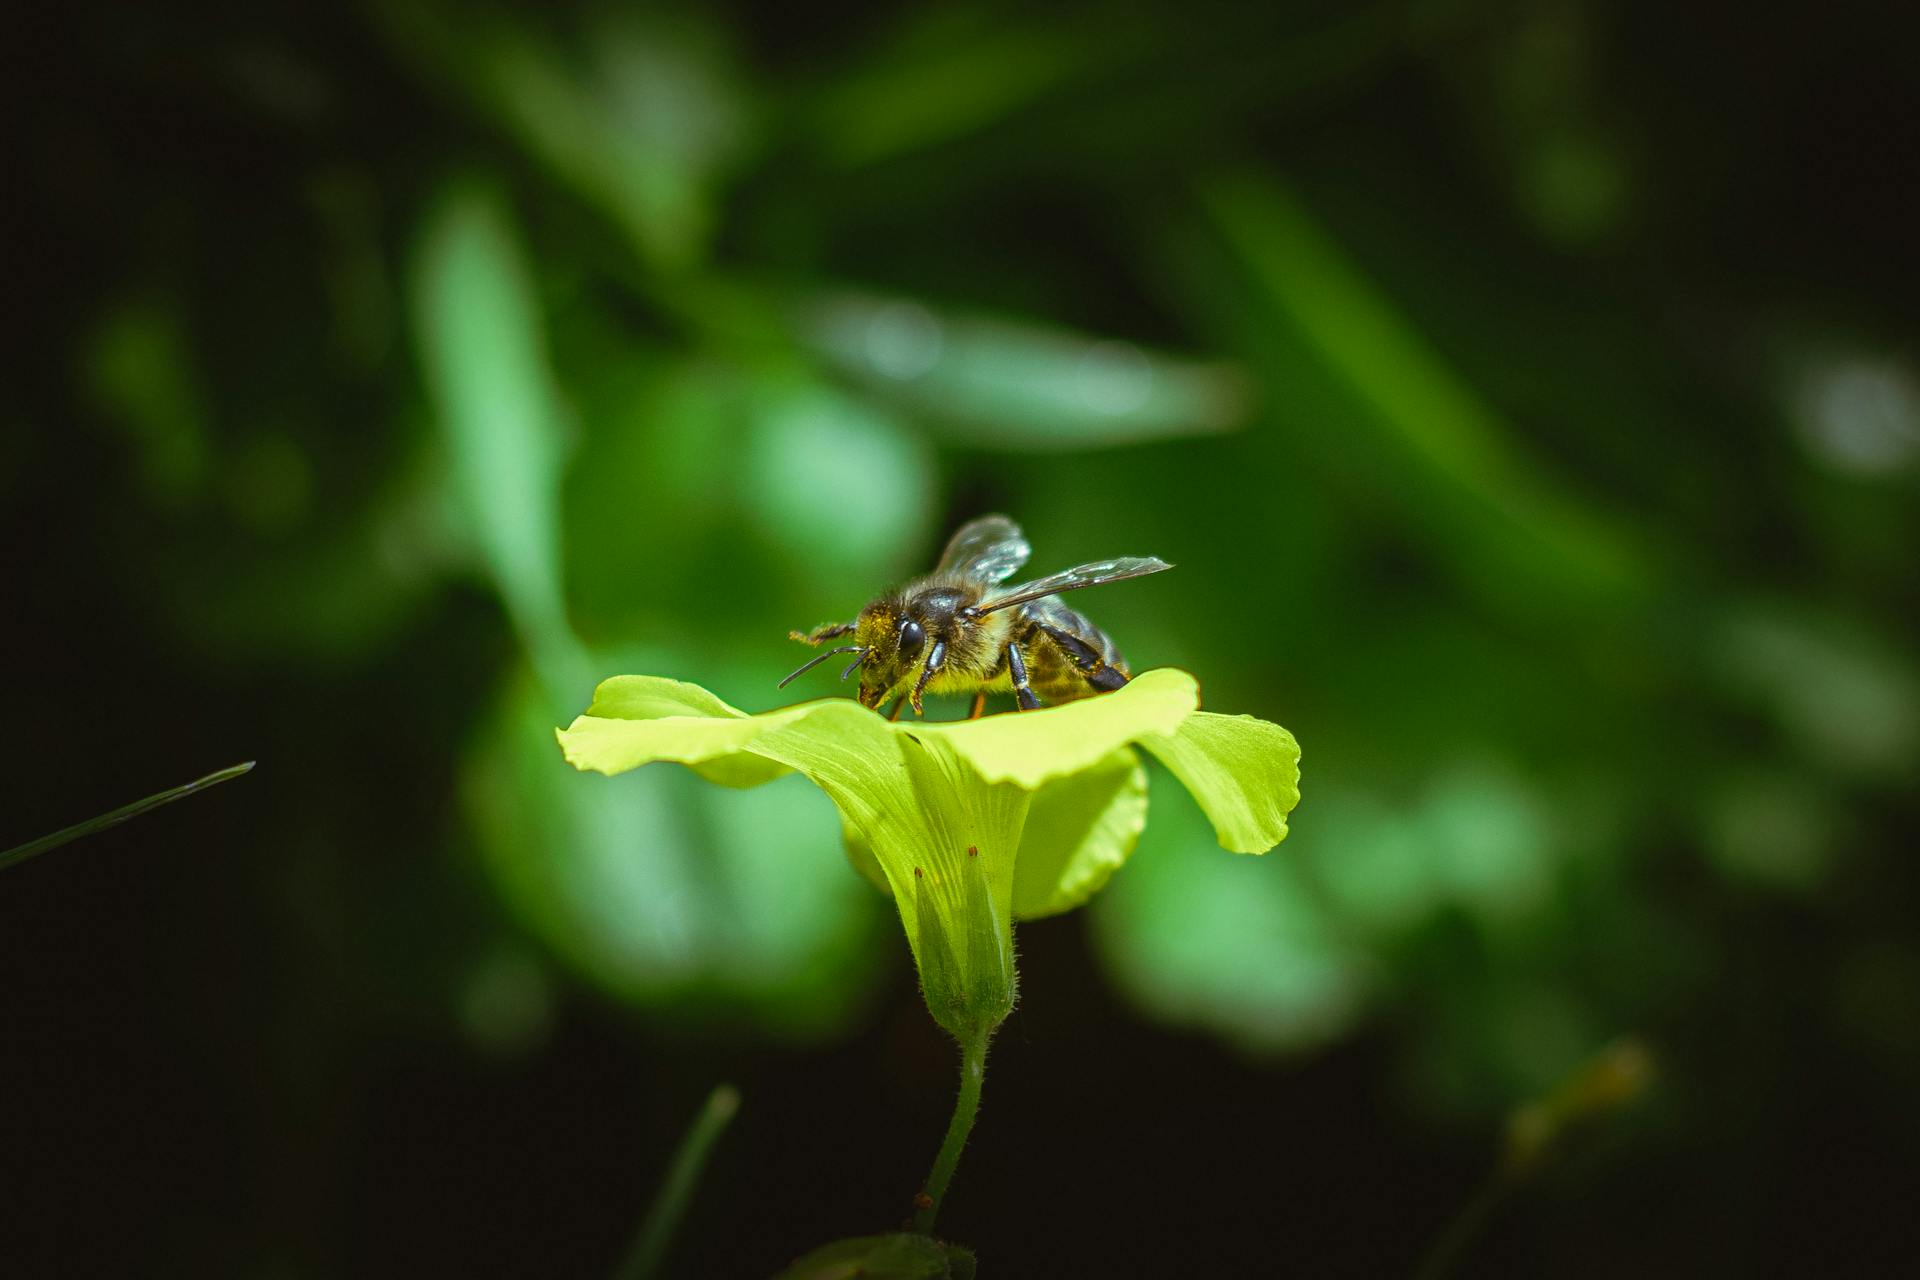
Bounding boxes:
852 596 941 709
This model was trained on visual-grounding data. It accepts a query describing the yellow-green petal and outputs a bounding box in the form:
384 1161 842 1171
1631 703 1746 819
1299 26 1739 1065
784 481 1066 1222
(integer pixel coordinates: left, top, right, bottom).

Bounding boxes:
1012 747 1148 919
584 674 749 722
563 677 812 787
927 667 1197 787
1140 710 1302 853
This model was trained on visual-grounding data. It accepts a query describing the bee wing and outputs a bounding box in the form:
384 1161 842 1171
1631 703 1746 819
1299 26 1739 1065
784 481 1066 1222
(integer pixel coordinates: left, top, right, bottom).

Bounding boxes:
934 514 1031 585
977 556 1173 615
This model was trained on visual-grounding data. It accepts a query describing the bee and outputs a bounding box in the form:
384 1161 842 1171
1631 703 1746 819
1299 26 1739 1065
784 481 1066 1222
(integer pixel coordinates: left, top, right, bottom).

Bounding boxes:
780 515 1172 719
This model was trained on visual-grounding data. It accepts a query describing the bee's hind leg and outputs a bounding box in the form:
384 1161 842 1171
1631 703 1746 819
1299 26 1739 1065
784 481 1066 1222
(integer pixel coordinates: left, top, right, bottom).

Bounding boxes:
968 691 987 720
888 698 906 722
1039 623 1128 692
1006 643 1042 711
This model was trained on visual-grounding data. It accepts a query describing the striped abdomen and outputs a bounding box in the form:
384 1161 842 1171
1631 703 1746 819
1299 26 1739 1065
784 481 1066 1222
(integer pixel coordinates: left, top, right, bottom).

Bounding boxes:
1005 597 1131 704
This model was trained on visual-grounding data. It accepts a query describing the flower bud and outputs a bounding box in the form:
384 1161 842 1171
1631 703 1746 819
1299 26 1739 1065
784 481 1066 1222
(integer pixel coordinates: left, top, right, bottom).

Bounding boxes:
910 844 1016 1044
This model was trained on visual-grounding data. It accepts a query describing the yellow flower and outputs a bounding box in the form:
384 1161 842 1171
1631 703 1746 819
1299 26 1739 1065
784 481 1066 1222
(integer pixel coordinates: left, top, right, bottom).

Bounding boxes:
557 668 1299 1043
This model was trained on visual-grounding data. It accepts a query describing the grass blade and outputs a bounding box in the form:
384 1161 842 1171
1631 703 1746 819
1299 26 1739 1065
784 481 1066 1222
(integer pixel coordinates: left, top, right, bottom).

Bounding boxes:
615 1084 741 1280
1 761 256 873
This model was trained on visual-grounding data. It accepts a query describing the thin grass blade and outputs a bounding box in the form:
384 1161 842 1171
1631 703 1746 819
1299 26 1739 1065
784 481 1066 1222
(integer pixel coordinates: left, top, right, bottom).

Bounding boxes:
615 1083 741 1280
1 762 256 873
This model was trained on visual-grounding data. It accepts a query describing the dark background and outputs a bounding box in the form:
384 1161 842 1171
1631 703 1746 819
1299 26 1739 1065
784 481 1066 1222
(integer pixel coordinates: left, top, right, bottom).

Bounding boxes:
7 1 1920 1275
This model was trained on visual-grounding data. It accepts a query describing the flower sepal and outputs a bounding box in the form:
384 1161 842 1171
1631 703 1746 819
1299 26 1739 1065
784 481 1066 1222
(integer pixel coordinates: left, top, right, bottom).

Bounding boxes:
911 846 1016 1045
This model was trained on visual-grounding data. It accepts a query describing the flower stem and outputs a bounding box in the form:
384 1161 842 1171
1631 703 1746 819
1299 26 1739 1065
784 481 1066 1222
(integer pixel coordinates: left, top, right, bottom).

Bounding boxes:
615 1084 740 1280
912 1032 989 1235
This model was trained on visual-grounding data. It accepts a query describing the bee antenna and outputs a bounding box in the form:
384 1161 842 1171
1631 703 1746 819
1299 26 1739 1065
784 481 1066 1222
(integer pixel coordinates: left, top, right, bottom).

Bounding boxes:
779 645 863 689
839 650 870 681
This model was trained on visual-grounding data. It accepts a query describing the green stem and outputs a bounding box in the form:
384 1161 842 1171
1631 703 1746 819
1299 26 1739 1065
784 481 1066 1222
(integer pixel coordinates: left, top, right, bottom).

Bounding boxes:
615 1084 741 1280
911 1033 989 1235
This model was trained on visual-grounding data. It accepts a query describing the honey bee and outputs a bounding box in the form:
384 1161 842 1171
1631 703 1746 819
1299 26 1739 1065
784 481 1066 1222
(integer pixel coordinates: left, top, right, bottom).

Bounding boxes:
781 515 1172 719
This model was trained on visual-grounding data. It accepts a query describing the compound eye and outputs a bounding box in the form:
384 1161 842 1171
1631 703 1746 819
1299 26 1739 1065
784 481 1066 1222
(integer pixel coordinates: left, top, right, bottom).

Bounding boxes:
898 618 926 661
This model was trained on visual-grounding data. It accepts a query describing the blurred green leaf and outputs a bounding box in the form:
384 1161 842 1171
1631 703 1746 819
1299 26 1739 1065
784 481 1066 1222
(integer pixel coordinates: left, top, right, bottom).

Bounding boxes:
561 357 740 632
804 11 1113 166
1718 606 1920 782
743 380 937 593
1198 169 1651 607
380 4 752 272
1093 768 1363 1054
411 180 586 698
84 296 211 507
179 436 458 660
1448 1 1635 246
798 292 1253 451
469 668 883 1036
1302 787 1441 933
1423 761 1554 929
1703 769 1840 891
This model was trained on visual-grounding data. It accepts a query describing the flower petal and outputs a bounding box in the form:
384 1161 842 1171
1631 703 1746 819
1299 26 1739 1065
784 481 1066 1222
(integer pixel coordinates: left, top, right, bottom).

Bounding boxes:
1139 710 1302 853
832 811 890 895
928 667 1197 787
584 674 749 721
561 676 807 787
1012 748 1148 919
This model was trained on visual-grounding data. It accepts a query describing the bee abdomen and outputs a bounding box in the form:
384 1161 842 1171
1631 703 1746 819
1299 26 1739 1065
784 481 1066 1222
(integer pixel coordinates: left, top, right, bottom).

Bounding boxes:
1013 601 1130 703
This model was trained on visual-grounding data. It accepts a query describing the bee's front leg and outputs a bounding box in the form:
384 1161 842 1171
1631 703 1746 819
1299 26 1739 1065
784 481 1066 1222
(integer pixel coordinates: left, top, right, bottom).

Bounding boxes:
789 622 855 646
1006 643 1042 711
909 640 947 714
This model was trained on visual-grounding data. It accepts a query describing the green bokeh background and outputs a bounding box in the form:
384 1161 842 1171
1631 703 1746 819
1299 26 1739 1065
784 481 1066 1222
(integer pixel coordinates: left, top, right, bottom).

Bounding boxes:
8 1 1919 1274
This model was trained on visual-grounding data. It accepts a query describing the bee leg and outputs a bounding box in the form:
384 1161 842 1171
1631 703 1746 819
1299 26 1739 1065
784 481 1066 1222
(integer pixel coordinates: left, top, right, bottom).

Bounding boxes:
909 639 948 715
968 691 987 720
1006 642 1042 711
789 621 856 646
887 697 906 722
1039 623 1128 692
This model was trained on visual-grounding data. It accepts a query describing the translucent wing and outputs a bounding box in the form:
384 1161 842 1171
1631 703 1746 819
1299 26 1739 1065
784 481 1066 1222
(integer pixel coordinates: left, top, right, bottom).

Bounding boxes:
934 514 1031 585
979 556 1173 615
